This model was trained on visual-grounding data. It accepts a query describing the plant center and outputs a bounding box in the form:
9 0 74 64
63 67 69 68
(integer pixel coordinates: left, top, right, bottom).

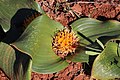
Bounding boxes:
52 28 79 58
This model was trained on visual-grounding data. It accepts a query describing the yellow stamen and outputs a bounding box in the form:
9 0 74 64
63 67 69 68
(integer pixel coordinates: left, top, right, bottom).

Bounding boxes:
52 28 79 58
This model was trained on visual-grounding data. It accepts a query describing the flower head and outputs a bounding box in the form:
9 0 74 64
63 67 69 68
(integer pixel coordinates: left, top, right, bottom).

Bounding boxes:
52 28 79 58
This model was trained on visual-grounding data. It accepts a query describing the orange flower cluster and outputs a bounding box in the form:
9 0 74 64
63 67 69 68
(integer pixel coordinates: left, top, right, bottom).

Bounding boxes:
52 28 79 58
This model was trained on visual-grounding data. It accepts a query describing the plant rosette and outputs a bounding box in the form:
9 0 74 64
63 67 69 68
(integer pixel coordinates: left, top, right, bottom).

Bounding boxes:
1 0 120 80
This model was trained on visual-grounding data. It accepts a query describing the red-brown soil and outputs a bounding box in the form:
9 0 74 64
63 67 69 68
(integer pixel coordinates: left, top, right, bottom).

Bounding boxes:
31 63 90 80
1 0 120 80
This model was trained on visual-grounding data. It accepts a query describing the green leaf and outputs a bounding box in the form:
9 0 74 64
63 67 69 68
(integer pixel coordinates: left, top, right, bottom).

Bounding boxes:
66 46 89 63
71 18 120 45
0 42 15 79
3 8 42 44
0 0 42 31
0 42 32 80
86 51 100 55
92 41 120 79
12 15 69 73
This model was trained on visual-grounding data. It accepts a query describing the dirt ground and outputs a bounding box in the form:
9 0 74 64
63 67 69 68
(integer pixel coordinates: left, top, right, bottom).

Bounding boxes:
1 0 120 80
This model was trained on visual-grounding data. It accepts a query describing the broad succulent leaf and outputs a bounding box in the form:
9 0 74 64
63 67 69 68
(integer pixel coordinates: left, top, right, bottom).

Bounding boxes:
69 18 120 63
66 46 89 63
12 15 69 73
71 18 120 45
0 0 43 31
92 40 120 79
3 8 42 44
0 42 32 80
0 42 15 79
